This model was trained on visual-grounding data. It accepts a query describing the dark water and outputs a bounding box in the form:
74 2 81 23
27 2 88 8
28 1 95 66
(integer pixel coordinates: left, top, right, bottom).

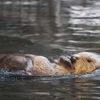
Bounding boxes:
0 0 100 99
0 77 100 100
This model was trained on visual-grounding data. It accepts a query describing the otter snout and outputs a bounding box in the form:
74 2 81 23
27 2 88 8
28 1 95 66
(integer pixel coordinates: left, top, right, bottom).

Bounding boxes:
71 56 78 64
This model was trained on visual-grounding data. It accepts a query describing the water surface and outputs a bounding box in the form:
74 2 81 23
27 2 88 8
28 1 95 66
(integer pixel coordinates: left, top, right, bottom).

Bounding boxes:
0 0 100 100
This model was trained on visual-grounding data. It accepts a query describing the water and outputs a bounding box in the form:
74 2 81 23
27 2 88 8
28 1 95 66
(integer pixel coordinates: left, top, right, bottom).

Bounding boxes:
0 78 100 100
0 0 100 99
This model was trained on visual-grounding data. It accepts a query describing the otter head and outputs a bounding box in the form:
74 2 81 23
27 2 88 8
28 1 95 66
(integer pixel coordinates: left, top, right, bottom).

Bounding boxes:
71 52 100 74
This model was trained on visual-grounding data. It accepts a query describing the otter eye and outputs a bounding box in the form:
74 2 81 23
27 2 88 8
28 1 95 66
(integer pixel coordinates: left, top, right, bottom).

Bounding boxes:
87 59 92 63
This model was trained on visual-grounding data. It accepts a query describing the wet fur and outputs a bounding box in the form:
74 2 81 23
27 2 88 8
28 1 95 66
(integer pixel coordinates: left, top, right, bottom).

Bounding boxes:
0 54 72 76
0 54 35 75
0 52 99 76
71 52 100 74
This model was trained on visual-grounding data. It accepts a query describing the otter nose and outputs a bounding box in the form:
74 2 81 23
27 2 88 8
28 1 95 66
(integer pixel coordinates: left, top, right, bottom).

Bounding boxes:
71 56 78 63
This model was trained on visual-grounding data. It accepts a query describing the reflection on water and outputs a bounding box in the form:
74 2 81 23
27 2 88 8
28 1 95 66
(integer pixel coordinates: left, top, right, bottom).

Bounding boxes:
0 35 62 56
0 0 100 100
0 78 100 100
0 0 100 54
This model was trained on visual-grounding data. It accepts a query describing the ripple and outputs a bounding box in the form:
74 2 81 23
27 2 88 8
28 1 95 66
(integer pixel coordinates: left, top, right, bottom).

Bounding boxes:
70 6 100 18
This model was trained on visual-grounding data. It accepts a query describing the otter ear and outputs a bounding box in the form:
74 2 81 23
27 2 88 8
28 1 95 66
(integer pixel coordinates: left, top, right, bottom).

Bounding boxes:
71 56 79 63
72 56 79 60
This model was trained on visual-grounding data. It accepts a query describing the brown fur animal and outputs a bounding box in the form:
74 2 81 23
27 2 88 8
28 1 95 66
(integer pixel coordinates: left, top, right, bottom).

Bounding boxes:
1 52 98 76
52 57 72 75
71 52 100 74
0 54 72 76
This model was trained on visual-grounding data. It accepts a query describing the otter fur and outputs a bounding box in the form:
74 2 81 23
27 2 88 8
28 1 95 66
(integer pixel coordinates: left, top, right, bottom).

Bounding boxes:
0 52 99 76
71 52 100 74
0 54 72 76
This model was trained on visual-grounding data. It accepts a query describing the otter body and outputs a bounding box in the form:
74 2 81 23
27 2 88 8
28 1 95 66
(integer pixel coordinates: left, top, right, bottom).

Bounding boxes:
0 54 35 75
0 54 72 76
71 52 100 74
0 52 99 76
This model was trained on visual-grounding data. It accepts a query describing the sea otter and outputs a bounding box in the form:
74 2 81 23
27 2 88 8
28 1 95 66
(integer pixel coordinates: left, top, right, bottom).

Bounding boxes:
71 52 100 74
0 52 99 76
0 54 72 76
